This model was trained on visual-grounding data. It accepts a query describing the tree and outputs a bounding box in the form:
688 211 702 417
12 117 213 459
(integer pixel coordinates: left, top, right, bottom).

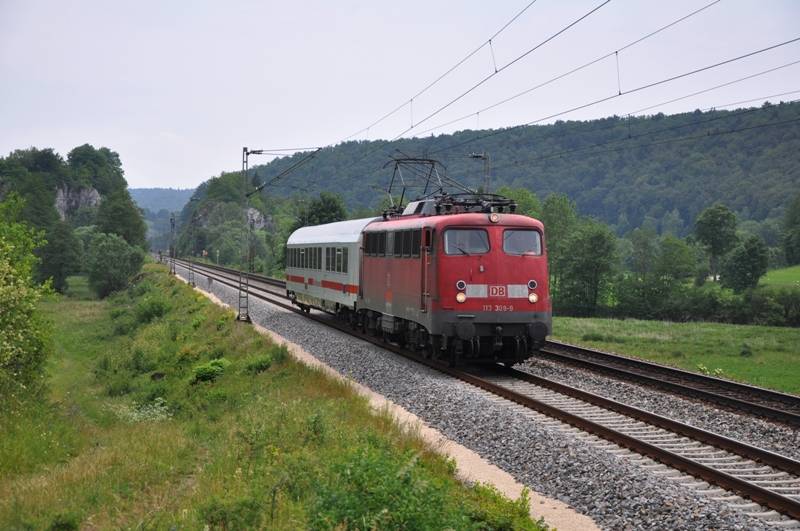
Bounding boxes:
694 203 737 281
296 192 348 229
0 194 50 398
67 144 126 195
86 233 144 298
540 193 578 294
495 186 541 218
720 235 769 292
96 189 147 248
784 193 800 265
655 235 696 281
557 220 617 316
629 226 658 279
36 221 81 292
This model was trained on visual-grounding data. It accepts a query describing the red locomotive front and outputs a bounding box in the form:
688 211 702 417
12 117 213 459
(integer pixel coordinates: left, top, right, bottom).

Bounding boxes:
359 197 551 365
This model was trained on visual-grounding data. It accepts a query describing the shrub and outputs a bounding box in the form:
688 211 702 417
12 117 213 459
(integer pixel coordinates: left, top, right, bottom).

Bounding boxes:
199 497 262 530
244 354 272 375
0 194 50 398
47 512 79 531
193 358 231 383
740 343 754 357
135 297 169 324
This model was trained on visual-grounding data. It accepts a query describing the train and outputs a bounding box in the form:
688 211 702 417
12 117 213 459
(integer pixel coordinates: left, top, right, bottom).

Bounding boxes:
285 193 551 365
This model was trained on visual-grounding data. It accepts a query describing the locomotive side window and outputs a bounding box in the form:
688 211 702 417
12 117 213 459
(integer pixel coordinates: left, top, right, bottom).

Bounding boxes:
503 230 542 255
444 229 490 255
378 232 386 256
393 231 403 257
402 230 412 257
411 229 421 258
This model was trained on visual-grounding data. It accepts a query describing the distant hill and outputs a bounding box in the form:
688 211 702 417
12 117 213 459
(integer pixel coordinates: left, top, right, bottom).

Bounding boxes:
244 100 800 236
130 188 194 214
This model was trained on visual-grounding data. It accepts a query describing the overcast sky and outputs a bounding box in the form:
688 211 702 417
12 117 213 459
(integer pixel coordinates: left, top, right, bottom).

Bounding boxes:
1 0 798 189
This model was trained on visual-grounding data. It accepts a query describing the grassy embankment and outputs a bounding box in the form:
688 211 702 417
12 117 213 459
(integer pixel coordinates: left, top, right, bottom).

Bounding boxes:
761 264 800 289
1 265 544 530
552 317 800 394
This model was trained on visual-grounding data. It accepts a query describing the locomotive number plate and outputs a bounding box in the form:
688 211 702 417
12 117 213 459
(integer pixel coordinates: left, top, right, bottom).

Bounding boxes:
483 304 515 312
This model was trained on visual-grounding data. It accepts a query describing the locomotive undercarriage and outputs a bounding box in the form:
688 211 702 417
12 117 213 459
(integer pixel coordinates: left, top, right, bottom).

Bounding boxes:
289 295 547 366
346 308 546 366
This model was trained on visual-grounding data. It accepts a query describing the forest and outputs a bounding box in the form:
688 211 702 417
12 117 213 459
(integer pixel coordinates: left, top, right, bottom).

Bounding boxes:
0 145 147 295
243 100 799 239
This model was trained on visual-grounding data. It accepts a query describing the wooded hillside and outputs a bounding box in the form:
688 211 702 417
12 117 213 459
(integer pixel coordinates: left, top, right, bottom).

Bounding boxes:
250 101 800 236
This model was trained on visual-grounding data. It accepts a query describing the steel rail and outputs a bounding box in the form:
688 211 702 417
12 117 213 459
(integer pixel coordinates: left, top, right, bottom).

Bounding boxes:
540 341 800 427
173 259 800 520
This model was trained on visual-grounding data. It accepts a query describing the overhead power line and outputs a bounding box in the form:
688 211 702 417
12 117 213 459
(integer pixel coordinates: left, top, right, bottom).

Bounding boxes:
333 1 612 177
428 36 800 156
339 0 542 142
413 0 724 136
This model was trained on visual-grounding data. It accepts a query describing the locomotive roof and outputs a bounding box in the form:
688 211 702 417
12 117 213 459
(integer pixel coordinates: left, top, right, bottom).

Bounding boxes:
287 217 379 245
365 212 544 231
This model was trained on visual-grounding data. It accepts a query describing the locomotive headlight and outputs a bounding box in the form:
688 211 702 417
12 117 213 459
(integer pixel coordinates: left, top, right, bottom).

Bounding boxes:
528 279 538 290
456 292 467 303
489 213 500 223
528 292 539 304
455 280 467 291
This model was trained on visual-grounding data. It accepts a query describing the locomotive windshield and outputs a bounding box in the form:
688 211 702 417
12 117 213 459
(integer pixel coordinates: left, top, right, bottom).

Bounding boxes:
444 229 489 255
503 229 542 255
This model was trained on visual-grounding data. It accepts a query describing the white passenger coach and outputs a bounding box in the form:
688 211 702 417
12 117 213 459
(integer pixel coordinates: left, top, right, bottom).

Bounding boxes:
285 217 378 313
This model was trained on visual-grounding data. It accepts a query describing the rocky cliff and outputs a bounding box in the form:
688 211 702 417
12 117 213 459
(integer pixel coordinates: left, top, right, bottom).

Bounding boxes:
54 186 101 220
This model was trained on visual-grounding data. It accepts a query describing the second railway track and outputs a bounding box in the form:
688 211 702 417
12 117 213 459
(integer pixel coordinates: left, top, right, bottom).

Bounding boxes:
174 258 800 524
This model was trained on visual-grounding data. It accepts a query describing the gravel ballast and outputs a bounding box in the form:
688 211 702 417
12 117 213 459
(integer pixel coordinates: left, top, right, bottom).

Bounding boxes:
516 356 800 462
176 266 777 530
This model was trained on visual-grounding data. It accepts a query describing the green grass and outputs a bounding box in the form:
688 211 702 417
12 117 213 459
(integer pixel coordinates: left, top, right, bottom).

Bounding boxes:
1 266 545 530
552 316 800 394
761 265 800 289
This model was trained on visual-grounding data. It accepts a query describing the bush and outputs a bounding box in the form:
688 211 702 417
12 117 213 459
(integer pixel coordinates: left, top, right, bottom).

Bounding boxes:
0 194 50 398
86 232 144 298
244 354 272 375
135 297 169 324
193 358 231 383
199 497 262 530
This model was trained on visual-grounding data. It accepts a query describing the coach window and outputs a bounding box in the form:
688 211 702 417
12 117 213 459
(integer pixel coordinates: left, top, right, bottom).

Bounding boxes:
392 232 401 257
334 248 342 272
343 248 348 272
325 247 331 271
444 229 490 255
503 229 542 256
318 247 322 269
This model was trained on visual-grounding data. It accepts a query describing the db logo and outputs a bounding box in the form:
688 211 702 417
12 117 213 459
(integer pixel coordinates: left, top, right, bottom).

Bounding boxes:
489 285 506 297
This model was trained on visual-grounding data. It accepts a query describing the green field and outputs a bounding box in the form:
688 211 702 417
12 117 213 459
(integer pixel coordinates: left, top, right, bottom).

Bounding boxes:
761 265 800 289
1 266 543 530
552 316 800 394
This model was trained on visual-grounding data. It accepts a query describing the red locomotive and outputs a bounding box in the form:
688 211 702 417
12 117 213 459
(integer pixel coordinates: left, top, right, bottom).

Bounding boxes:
286 192 551 365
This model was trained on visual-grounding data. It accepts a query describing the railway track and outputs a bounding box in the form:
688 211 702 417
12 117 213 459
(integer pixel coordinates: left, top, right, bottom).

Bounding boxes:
172 259 800 524
178 259 800 427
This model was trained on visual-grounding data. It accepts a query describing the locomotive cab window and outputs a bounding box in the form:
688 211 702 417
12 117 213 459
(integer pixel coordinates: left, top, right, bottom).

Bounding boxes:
503 229 542 256
444 229 490 255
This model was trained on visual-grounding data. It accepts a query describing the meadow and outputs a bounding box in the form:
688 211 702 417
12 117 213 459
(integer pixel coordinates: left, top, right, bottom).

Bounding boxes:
761 265 800 289
0 266 543 530
552 316 800 394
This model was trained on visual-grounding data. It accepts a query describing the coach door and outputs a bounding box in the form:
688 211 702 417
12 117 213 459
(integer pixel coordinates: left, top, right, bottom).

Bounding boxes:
420 228 434 312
